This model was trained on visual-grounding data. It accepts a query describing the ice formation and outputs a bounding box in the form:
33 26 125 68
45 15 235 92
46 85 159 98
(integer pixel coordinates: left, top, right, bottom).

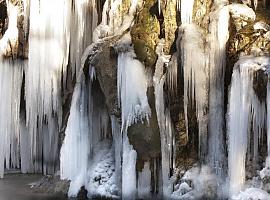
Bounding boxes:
154 40 175 197
25 0 70 174
179 23 209 160
117 41 150 199
117 50 151 131
179 0 230 174
0 60 23 178
61 71 114 197
138 162 151 199
228 56 270 196
69 0 98 77
180 0 195 24
207 4 229 178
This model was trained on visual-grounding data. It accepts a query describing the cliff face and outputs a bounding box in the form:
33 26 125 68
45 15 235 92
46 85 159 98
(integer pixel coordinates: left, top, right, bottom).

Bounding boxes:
1 0 270 199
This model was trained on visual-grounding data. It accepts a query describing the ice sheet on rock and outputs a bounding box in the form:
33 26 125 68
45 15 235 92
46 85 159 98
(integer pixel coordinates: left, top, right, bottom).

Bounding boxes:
232 188 270 200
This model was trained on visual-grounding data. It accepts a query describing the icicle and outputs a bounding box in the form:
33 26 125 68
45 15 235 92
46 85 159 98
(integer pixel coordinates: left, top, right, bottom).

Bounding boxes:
25 0 71 174
180 0 195 24
122 130 137 200
69 0 98 77
166 53 178 97
0 60 23 178
179 23 209 160
111 116 122 194
158 0 161 15
254 0 258 10
228 56 269 196
60 79 90 196
267 82 270 158
154 40 175 198
207 5 229 178
138 162 151 199
117 51 151 131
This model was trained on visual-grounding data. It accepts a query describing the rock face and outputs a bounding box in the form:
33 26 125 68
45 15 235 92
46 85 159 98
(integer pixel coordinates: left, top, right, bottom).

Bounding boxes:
2 0 270 198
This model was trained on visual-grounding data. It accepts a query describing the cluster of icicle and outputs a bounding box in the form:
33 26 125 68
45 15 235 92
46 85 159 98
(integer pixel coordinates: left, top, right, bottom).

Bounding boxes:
179 0 229 178
228 56 270 196
0 0 98 178
154 39 176 198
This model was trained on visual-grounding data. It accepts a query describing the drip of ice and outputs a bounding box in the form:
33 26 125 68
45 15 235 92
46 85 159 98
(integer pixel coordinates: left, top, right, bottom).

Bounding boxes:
25 0 70 174
207 5 229 178
60 79 90 196
111 116 122 194
166 53 178 97
0 60 23 178
228 56 270 196
179 23 209 160
154 40 175 198
61 72 113 197
180 0 195 24
138 162 151 199
69 0 98 78
117 51 151 131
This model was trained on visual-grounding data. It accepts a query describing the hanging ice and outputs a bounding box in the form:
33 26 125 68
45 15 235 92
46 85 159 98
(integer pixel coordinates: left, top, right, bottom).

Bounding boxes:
0 60 23 178
180 0 195 24
117 50 151 131
207 4 229 178
138 162 151 199
25 0 70 174
179 23 209 160
69 0 98 77
60 80 90 196
228 56 269 196
154 40 175 198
